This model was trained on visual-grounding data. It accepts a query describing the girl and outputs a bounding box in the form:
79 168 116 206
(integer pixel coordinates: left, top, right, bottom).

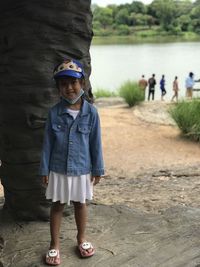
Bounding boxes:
39 59 104 265
171 76 179 102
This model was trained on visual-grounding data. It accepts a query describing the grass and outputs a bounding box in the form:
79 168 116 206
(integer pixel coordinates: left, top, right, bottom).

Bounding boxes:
93 88 118 98
92 31 200 45
118 81 144 107
169 99 200 141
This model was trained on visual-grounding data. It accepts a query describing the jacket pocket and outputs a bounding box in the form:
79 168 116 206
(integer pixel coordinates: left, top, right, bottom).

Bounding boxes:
77 124 91 134
52 123 66 132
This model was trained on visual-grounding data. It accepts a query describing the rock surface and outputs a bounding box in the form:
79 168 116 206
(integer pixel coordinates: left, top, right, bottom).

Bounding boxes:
1 202 200 267
0 0 93 219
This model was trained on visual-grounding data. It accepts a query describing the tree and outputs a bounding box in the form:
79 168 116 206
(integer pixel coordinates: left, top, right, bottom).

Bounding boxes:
176 14 192 31
190 4 200 33
150 0 176 31
93 6 113 29
115 8 130 25
0 0 93 220
129 1 147 14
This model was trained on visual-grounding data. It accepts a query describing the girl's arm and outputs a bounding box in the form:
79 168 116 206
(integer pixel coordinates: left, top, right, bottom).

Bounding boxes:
39 112 54 176
89 110 105 177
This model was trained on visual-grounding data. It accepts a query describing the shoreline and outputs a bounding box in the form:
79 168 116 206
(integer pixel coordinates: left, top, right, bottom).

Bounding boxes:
92 34 200 45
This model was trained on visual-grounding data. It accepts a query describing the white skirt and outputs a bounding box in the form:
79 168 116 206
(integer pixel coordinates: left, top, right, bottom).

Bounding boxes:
46 171 93 205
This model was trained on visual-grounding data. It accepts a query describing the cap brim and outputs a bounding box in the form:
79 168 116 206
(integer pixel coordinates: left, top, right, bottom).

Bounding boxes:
54 69 83 79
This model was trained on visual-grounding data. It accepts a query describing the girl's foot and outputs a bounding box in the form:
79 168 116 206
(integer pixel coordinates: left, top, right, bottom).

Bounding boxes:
78 241 95 258
45 249 61 266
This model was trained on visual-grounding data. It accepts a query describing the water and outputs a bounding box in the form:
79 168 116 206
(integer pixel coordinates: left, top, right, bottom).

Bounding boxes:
90 42 200 100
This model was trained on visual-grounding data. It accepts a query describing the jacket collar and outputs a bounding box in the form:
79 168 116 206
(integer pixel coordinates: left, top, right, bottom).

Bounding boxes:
58 98 90 116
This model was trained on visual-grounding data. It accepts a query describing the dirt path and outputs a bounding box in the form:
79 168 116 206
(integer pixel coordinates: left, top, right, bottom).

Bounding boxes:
94 102 200 213
100 103 200 177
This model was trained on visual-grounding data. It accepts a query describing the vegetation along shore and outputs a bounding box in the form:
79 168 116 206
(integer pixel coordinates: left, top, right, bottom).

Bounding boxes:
92 0 200 43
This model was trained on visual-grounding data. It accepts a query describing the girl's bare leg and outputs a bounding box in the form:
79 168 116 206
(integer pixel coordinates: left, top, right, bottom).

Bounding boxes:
73 202 87 244
50 201 65 249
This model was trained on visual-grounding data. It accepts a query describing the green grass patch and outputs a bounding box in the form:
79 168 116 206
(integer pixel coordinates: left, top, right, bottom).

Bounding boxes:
92 31 200 45
169 99 200 141
118 81 144 107
93 88 118 98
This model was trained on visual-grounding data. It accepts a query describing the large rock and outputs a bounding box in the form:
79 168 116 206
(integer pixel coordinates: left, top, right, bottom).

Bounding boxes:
1 202 200 267
0 0 93 219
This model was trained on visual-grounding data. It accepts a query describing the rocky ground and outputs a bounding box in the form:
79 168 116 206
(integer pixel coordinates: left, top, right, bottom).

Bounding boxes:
1 99 200 267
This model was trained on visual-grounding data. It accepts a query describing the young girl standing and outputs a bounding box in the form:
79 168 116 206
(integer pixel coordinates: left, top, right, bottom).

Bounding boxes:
39 59 104 265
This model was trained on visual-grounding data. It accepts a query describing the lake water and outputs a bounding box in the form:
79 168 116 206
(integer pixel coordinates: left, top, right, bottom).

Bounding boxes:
90 42 200 100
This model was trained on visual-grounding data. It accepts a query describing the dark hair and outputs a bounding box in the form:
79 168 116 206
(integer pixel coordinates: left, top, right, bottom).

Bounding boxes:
189 72 194 77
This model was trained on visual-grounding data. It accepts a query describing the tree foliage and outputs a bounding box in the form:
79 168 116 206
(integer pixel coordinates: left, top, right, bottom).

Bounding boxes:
92 0 200 36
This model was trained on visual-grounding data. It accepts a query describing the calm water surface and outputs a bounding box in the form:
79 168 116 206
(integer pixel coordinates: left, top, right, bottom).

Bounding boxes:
90 42 200 100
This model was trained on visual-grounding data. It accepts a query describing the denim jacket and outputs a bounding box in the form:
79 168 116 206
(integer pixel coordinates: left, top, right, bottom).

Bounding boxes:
39 98 104 177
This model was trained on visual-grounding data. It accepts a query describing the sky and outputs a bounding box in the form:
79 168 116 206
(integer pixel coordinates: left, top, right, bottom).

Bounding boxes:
91 0 153 6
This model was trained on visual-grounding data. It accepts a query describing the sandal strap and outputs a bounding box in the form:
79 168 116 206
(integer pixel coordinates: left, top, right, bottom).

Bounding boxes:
80 242 93 250
47 249 59 258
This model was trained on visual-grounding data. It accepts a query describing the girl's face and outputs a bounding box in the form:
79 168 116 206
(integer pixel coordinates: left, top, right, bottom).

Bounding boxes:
58 77 83 100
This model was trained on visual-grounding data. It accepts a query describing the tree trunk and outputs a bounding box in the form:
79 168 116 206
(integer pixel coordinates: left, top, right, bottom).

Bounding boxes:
0 0 93 220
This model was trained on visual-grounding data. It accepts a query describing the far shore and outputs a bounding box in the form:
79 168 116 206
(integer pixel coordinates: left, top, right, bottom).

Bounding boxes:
92 34 200 45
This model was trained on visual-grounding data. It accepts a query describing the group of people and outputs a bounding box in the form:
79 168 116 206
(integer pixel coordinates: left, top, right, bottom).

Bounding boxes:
138 72 200 102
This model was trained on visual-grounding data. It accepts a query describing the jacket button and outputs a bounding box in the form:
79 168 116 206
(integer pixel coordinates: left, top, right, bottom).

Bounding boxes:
57 125 61 128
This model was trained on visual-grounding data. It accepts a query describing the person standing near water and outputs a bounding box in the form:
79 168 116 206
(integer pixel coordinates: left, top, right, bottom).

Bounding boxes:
160 75 167 101
171 76 179 102
148 74 156 101
138 75 148 99
185 72 195 99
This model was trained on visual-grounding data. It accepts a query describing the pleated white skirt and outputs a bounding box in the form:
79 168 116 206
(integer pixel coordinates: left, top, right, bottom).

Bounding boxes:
46 171 93 205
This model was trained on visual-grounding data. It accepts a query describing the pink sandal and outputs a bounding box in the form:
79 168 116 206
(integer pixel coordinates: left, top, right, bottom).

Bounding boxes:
78 242 95 258
45 249 61 266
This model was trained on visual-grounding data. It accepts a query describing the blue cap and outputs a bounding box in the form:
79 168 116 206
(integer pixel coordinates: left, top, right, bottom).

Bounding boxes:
53 59 85 79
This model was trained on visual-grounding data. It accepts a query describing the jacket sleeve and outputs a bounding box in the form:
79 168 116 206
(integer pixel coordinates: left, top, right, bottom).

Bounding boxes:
38 111 54 176
89 110 105 177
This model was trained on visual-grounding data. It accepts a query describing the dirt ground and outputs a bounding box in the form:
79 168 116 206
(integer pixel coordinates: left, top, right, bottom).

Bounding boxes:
1 100 200 214
93 101 200 213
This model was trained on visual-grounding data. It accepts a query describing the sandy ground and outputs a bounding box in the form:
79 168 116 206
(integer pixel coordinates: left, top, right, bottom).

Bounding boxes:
1 100 200 213
93 101 200 213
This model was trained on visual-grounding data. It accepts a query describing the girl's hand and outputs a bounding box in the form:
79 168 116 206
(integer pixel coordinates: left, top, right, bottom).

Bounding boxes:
42 176 49 185
91 176 101 186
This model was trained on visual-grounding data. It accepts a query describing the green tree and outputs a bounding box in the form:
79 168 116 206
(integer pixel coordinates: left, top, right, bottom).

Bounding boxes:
93 6 113 29
129 1 147 14
174 0 193 17
150 0 176 31
176 14 192 31
190 4 200 33
115 8 130 25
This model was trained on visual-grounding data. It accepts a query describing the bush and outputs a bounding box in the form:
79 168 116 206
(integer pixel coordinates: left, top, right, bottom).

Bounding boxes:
94 88 118 98
169 100 200 141
116 24 130 35
119 81 144 107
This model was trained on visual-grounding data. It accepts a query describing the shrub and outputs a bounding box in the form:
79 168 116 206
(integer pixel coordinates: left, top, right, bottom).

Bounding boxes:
94 88 118 98
119 81 144 107
169 100 200 141
116 24 130 35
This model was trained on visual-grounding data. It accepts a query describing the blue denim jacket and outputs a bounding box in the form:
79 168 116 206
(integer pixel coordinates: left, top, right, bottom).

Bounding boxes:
39 99 104 177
